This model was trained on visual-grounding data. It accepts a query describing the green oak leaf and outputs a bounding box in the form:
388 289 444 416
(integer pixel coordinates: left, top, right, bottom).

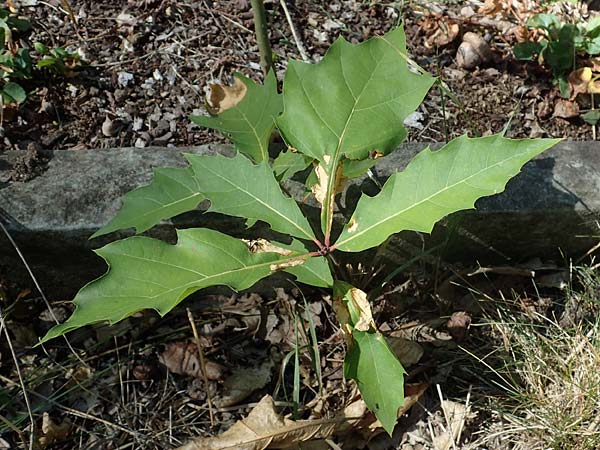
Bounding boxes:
92 167 204 238
277 27 435 163
276 26 435 238
344 331 406 434
191 71 282 162
185 152 317 242
272 149 313 181
335 135 561 253
40 228 314 344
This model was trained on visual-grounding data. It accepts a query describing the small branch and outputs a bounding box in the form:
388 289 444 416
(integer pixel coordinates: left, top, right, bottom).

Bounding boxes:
186 309 215 427
250 0 274 76
278 0 310 62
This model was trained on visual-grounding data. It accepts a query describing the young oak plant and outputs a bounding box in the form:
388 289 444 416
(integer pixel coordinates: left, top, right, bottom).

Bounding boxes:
40 27 558 434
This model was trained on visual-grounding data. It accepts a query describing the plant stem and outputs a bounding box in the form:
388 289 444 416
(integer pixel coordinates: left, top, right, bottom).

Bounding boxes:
250 0 274 76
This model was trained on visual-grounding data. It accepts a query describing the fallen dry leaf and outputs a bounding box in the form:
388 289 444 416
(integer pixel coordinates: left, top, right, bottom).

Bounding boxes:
178 394 368 450
363 383 429 432
215 360 273 408
426 20 460 47
207 76 247 115
38 413 71 448
386 336 424 367
553 99 580 119
432 400 470 450
568 67 593 99
159 342 226 380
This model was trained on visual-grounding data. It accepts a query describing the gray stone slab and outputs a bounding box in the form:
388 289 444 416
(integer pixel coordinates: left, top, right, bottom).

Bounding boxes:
1 141 599 297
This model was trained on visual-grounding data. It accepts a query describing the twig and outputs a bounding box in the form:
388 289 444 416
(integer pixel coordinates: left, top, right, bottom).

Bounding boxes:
250 0 274 76
0 306 35 450
278 0 310 62
0 221 87 367
186 308 215 427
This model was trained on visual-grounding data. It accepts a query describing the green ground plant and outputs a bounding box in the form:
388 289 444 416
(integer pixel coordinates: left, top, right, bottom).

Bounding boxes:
514 13 600 96
39 26 559 434
0 6 81 105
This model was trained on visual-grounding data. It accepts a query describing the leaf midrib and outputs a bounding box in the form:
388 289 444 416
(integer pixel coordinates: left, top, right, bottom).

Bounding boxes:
202 160 315 241
336 151 529 249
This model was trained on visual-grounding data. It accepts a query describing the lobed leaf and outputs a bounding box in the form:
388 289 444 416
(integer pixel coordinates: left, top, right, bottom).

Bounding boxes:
40 228 315 344
92 167 204 238
191 71 282 163
335 135 560 253
185 152 318 242
277 27 435 164
276 26 435 238
272 149 313 181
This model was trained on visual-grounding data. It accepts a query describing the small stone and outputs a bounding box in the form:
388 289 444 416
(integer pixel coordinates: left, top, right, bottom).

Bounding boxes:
101 117 120 137
134 138 147 148
456 32 492 69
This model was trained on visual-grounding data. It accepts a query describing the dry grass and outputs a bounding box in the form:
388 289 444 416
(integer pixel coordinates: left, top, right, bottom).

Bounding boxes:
470 266 600 450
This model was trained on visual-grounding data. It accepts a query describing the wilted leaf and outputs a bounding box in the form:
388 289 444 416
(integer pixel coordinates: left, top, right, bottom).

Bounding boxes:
335 135 559 253
178 395 365 450
431 400 470 450
159 342 226 380
92 166 204 238
192 71 282 162
186 153 317 243
40 228 315 343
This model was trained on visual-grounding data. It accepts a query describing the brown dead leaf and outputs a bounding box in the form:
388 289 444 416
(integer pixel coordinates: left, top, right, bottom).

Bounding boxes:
426 20 460 47
568 67 593 99
38 413 71 448
207 76 247 115
159 342 226 380
386 337 424 367
178 394 366 450
553 99 580 119
432 400 471 450
215 361 273 408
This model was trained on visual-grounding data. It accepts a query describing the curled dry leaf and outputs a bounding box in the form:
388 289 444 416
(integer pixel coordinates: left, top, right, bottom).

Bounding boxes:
311 161 346 208
347 288 375 332
38 413 71 448
159 342 226 380
207 76 248 115
568 67 593 99
178 394 367 450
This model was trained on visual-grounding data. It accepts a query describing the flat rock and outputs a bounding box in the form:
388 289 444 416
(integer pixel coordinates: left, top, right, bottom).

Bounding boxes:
1 141 598 297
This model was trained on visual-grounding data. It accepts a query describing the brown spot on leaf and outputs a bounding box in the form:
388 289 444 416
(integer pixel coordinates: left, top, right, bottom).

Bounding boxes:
269 257 306 272
244 238 294 256
206 76 247 115
347 218 359 233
